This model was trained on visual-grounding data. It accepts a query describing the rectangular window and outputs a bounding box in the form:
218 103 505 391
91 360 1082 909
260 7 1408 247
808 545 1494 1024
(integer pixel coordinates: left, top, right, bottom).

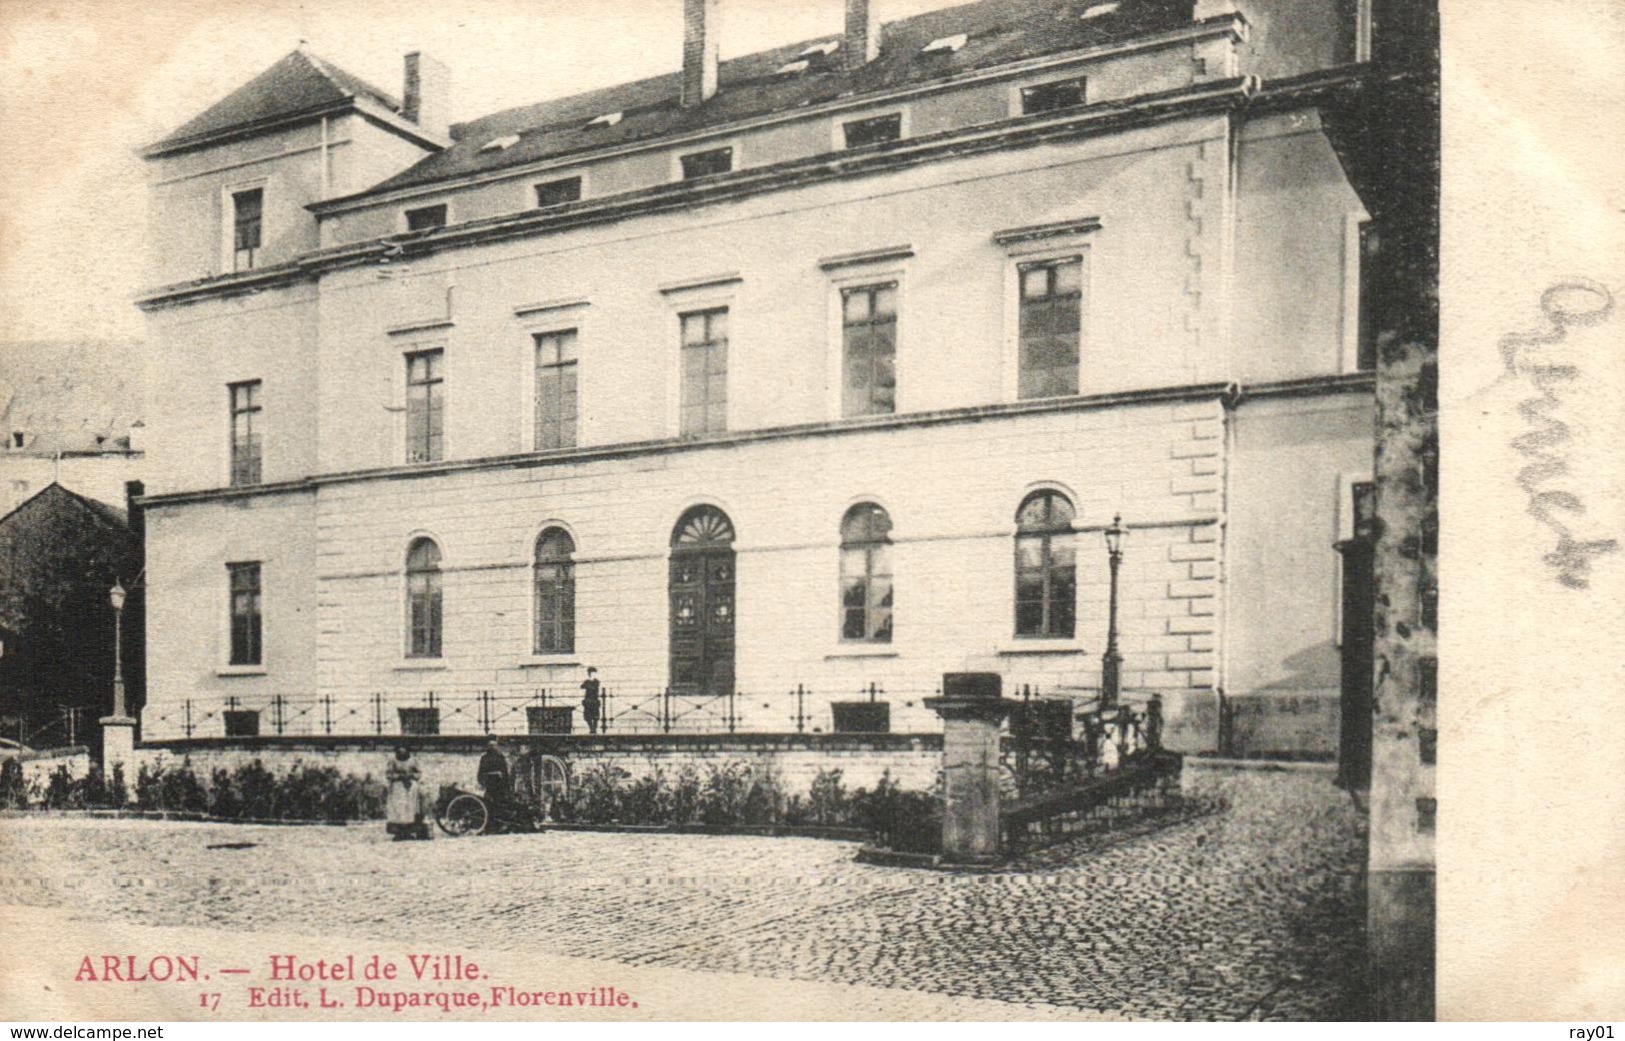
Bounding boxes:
535 177 583 208
228 562 262 666
842 113 902 149
405 349 445 462
1017 257 1082 399
679 147 733 180
404 204 448 232
232 188 263 271
228 380 262 486
1014 535 1076 638
534 330 579 451
1357 220 1380 371
679 308 728 436
1020 78 1087 115
841 283 898 417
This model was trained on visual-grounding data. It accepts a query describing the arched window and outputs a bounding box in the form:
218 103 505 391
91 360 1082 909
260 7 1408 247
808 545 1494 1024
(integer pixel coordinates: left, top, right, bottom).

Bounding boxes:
1015 490 1076 638
840 503 893 643
405 537 443 658
534 528 576 655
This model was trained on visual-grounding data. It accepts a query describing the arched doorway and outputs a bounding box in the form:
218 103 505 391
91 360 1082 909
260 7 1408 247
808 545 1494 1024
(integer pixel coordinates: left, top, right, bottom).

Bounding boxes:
669 505 736 697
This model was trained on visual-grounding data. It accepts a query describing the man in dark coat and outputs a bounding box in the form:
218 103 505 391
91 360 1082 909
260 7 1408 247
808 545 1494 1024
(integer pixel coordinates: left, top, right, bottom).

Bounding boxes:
477 738 510 811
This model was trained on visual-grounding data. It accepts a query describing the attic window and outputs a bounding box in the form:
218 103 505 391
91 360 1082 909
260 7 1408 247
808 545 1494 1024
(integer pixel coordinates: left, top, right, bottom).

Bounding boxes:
921 33 967 54
800 40 840 57
535 176 583 208
679 147 733 180
404 204 448 232
776 60 810 77
1082 2 1120 18
10 432 24 449
587 112 623 129
480 134 520 152
843 113 903 148
1020 77 1088 115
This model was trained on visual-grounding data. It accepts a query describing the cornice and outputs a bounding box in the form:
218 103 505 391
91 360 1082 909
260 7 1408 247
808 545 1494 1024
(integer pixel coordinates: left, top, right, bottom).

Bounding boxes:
137 374 1375 510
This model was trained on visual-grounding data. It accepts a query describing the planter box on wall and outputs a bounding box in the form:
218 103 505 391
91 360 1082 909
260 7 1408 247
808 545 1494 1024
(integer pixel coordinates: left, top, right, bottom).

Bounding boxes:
832 701 890 734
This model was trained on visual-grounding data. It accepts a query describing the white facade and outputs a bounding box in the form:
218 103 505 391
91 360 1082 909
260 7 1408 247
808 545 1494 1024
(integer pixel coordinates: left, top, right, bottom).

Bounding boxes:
138 0 1376 753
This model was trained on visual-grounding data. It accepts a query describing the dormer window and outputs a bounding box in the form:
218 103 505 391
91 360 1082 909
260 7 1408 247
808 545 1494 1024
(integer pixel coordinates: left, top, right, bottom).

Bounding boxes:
232 188 263 272
479 134 520 152
679 147 733 180
1020 77 1087 115
404 204 448 232
586 112 623 129
921 33 967 54
842 113 903 148
800 40 840 58
535 176 583 209
1082 2 1120 18
775 60 810 77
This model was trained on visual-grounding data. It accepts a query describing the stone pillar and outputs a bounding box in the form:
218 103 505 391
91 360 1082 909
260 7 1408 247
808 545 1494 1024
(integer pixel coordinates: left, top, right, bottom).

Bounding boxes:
100 714 137 802
925 673 1017 864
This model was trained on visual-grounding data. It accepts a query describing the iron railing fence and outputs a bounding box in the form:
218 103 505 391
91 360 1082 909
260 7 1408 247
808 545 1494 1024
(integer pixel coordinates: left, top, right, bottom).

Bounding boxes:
1001 686 1165 796
141 681 1154 745
144 682 986 740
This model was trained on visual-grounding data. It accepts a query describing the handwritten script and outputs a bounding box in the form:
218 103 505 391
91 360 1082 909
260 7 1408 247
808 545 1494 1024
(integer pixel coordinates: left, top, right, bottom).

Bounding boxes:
1499 278 1618 589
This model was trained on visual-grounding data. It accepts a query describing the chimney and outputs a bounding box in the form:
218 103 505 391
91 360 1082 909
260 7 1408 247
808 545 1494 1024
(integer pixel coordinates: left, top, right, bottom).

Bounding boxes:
403 51 452 139
681 0 720 108
845 0 881 68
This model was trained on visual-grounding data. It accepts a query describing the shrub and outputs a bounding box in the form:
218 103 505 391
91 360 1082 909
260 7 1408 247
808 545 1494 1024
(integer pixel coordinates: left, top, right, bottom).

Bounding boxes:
618 769 670 825
569 762 626 824
740 763 785 825
0 758 25 808
697 761 751 826
852 770 941 854
806 767 849 826
669 763 702 824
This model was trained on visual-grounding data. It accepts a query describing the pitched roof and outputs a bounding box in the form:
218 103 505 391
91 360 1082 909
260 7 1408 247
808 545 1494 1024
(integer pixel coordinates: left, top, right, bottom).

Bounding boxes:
358 0 1195 198
0 481 128 534
144 47 404 156
0 341 143 456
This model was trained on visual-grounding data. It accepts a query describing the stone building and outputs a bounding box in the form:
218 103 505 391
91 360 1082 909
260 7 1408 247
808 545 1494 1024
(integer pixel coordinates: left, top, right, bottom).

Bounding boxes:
136 0 1385 754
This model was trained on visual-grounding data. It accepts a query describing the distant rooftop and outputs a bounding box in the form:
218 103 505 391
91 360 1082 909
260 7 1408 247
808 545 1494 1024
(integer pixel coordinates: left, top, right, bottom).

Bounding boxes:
0 341 144 456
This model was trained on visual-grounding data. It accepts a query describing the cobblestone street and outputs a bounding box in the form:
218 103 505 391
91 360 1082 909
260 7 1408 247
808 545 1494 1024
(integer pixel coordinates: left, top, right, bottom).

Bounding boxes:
0 764 1367 1020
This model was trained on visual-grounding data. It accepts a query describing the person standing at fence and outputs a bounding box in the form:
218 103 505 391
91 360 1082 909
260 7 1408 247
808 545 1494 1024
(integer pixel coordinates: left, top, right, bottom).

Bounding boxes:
385 745 430 841
580 666 602 734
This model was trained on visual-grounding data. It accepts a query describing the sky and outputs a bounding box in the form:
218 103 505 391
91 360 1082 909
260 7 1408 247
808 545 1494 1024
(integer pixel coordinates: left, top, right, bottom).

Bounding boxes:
0 0 963 344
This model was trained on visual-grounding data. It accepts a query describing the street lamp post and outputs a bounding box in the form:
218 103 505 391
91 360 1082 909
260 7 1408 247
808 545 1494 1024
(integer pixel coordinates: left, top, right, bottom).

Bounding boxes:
1101 515 1128 710
101 580 137 802
109 581 127 719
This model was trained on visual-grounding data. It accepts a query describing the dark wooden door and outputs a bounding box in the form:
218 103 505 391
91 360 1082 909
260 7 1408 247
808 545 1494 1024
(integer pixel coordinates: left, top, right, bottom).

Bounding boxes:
668 506 737 698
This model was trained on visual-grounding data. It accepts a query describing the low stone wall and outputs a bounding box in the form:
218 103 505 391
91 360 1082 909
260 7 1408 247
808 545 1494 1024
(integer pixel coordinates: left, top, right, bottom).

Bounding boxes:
138 733 944 796
3 746 92 794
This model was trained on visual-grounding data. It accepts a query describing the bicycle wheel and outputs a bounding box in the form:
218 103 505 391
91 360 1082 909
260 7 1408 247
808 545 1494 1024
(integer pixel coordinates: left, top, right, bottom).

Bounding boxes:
437 793 489 837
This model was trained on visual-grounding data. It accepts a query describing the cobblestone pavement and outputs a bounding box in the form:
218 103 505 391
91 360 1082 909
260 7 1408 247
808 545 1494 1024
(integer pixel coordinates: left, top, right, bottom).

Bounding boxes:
0 765 1367 1020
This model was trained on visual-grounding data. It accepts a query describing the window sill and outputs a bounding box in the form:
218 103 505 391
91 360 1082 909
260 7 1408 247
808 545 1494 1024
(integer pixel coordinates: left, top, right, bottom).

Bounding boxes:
519 656 582 668
824 646 900 660
997 640 1087 655
394 660 448 672
216 666 266 677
